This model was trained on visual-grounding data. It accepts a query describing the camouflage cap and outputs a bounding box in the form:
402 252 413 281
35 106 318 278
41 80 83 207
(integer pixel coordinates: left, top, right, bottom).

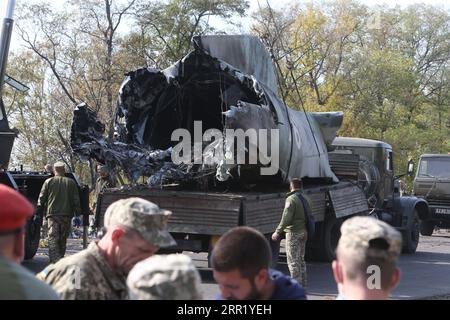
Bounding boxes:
53 161 65 169
104 197 176 248
337 216 402 263
127 254 202 300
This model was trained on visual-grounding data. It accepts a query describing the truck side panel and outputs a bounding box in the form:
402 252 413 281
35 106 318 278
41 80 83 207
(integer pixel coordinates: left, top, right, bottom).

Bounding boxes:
100 190 243 235
328 184 369 218
243 194 284 234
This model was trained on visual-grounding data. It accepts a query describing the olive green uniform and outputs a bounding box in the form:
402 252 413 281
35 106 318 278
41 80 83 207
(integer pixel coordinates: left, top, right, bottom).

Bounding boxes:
275 189 310 288
38 176 81 263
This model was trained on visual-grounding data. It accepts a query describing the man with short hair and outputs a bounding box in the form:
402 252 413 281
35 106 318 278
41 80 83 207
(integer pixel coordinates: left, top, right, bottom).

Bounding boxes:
44 164 54 175
127 253 202 300
37 161 81 263
332 216 402 300
0 184 59 299
37 197 176 300
272 178 310 287
212 226 306 300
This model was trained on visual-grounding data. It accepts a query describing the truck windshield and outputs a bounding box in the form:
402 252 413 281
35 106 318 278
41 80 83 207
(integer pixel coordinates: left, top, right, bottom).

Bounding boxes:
418 158 450 178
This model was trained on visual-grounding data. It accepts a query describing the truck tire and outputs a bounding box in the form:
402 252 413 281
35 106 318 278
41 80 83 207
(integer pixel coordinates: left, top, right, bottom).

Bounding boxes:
420 220 435 236
24 218 41 260
402 209 420 254
316 215 342 262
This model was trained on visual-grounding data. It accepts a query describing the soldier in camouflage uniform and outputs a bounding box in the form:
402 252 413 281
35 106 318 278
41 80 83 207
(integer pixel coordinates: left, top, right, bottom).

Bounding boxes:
272 178 310 288
37 162 81 263
332 216 402 300
37 197 176 300
127 254 202 300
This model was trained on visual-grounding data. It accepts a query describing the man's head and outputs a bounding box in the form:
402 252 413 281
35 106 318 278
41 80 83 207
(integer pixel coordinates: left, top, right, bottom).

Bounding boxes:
211 226 272 300
290 178 302 192
332 216 402 300
99 197 176 275
127 254 202 300
0 185 34 263
97 165 109 178
53 161 66 176
44 164 53 174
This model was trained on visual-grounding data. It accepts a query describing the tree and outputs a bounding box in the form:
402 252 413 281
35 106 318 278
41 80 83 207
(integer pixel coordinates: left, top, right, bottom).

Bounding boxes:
128 0 249 68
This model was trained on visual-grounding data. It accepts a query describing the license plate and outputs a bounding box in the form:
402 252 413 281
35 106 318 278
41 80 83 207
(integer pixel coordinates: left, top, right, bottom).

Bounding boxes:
435 208 450 214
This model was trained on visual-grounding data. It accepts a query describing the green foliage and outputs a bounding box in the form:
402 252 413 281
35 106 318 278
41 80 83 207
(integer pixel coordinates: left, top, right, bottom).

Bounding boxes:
252 1 450 173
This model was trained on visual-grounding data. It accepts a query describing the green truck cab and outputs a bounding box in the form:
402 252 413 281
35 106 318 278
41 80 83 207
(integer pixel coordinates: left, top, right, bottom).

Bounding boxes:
413 154 450 235
330 137 430 253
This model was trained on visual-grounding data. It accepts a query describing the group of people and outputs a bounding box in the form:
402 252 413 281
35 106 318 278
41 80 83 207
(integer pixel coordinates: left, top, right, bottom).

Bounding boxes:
0 168 403 300
38 162 116 262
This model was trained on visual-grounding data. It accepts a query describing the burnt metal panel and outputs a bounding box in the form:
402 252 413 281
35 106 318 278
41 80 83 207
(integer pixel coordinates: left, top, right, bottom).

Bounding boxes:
101 189 242 235
328 185 368 218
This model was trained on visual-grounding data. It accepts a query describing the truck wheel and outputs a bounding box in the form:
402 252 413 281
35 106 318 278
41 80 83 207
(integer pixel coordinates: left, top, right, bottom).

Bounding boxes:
317 215 342 262
402 210 420 254
420 220 435 236
24 218 41 260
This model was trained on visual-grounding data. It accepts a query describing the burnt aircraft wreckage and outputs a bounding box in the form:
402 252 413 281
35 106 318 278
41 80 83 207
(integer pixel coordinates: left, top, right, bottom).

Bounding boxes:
71 35 343 188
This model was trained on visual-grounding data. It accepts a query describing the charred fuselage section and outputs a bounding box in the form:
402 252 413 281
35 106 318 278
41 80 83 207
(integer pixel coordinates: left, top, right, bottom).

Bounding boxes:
71 35 342 188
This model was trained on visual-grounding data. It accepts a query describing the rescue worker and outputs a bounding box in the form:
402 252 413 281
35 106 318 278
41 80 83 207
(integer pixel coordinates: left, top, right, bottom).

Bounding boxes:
37 161 81 263
0 184 59 299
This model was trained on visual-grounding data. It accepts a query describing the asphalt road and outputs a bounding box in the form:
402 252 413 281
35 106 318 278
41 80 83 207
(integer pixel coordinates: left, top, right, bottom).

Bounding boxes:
23 229 450 300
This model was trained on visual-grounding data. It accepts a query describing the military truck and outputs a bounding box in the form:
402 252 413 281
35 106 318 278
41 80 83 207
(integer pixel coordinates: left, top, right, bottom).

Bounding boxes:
0 0 89 259
330 137 429 254
96 136 429 263
413 154 450 235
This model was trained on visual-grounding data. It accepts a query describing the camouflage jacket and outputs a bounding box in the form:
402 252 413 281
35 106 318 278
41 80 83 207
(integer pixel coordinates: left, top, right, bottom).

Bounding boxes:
37 176 81 217
37 242 128 300
276 189 310 234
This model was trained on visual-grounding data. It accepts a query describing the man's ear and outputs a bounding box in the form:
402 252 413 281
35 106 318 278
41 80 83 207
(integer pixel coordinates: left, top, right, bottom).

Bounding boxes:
332 260 344 284
12 232 25 264
111 228 125 244
254 268 269 290
390 267 401 290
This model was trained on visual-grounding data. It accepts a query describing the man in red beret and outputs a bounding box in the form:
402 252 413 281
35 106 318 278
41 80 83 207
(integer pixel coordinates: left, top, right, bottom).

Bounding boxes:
0 184 59 299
